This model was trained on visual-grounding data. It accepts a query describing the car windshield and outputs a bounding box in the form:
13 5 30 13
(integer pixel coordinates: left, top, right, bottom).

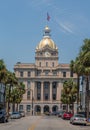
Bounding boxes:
75 114 85 117
12 112 19 114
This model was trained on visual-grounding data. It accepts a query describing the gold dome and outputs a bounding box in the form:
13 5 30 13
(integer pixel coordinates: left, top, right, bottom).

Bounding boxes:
37 37 57 49
36 26 57 50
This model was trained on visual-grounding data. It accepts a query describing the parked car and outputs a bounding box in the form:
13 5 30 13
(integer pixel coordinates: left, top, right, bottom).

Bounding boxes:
10 112 21 119
50 111 60 116
0 109 8 123
19 111 25 117
70 114 87 125
62 112 73 120
78 111 90 118
58 111 65 117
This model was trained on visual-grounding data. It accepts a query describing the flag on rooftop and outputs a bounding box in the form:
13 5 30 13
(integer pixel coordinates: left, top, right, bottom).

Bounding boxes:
47 12 50 21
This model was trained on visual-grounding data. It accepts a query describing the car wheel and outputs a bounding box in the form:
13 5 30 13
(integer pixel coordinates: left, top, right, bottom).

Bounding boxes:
70 121 72 124
71 121 74 125
6 119 8 122
84 124 86 126
2 118 6 123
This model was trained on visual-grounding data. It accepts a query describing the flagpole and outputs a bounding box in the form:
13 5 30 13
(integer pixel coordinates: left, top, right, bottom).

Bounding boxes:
46 12 50 26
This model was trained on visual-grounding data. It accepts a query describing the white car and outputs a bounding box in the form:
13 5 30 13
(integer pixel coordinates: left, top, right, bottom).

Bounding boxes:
70 114 87 126
10 112 21 119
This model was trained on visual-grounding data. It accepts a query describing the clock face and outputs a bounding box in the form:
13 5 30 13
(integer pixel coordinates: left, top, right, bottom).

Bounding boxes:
45 51 50 57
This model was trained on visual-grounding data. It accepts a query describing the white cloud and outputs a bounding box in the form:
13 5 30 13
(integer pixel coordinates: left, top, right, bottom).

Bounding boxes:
59 22 73 33
28 0 52 8
55 18 74 34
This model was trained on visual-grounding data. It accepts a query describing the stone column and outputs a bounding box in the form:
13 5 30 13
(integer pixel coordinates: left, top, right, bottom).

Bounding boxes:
34 82 37 101
41 82 43 101
41 105 43 114
50 82 52 101
57 82 62 101
50 105 52 113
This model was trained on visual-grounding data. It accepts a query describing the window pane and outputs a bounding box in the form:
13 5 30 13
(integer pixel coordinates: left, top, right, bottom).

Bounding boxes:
26 105 31 112
19 105 23 111
27 91 30 100
63 72 66 77
28 71 31 77
20 72 23 77
27 81 30 88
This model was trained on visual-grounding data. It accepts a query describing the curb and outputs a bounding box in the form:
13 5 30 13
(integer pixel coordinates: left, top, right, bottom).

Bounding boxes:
87 122 90 126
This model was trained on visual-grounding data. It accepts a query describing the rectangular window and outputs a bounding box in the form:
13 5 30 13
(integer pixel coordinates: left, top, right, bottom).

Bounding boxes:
20 71 23 77
37 70 41 76
53 94 56 100
37 82 41 89
70 71 73 77
37 93 41 100
62 105 66 110
26 105 31 112
45 71 48 75
45 94 48 100
44 82 49 89
19 105 23 111
53 71 57 76
27 81 30 88
63 72 66 77
28 71 31 77
27 91 30 100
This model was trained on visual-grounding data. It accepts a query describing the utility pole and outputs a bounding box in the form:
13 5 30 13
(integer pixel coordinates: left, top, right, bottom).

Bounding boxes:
32 90 33 116
30 89 34 116
86 76 89 121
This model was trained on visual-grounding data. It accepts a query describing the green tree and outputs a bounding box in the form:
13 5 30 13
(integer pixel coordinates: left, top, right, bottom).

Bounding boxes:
61 79 77 113
70 58 84 113
78 39 90 119
6 71 18 114
0 59 8 108
9 82 25 112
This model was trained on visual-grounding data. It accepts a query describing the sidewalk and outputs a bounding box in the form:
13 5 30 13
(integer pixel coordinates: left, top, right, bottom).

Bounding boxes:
87 122 90 126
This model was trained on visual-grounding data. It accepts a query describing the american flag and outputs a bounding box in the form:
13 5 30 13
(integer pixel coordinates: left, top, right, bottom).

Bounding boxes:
47 12 50 21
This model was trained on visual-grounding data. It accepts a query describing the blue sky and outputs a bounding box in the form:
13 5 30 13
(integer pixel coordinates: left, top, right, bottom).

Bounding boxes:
0 0 90 71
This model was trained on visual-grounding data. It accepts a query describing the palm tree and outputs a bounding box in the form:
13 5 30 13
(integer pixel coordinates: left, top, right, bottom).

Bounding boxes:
61 79 77 113
70 57 84 113
6 71 18 114
0 59 8 109
78 39 90 120
15 82 25 111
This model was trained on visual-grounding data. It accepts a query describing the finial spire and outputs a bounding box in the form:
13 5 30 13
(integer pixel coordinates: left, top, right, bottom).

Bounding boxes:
43 26 51 37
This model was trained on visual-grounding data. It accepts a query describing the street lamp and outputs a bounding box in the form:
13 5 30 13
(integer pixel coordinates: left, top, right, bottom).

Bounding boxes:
30 89 34 116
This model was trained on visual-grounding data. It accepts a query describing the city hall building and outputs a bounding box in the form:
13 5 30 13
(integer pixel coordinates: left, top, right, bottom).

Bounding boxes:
14 26 77 114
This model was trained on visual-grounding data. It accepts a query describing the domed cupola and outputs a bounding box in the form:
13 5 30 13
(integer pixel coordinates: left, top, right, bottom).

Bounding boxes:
36 26 58 50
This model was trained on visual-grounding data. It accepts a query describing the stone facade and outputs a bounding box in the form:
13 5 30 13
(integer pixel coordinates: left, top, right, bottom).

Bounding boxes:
14 26 77 114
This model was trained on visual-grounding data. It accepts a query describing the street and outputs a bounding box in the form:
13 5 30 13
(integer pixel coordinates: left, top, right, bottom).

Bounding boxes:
0 116 90 130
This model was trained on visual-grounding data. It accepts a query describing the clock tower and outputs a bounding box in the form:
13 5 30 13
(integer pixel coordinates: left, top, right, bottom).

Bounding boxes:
35 26 59 67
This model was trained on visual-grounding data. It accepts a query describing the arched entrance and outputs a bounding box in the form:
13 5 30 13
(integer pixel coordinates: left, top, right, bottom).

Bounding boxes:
35 105 41 113
52 105 58 112
44 105 50 113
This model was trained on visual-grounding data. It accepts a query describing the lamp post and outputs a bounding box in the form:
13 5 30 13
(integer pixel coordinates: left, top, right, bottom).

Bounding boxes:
30 89 34 116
